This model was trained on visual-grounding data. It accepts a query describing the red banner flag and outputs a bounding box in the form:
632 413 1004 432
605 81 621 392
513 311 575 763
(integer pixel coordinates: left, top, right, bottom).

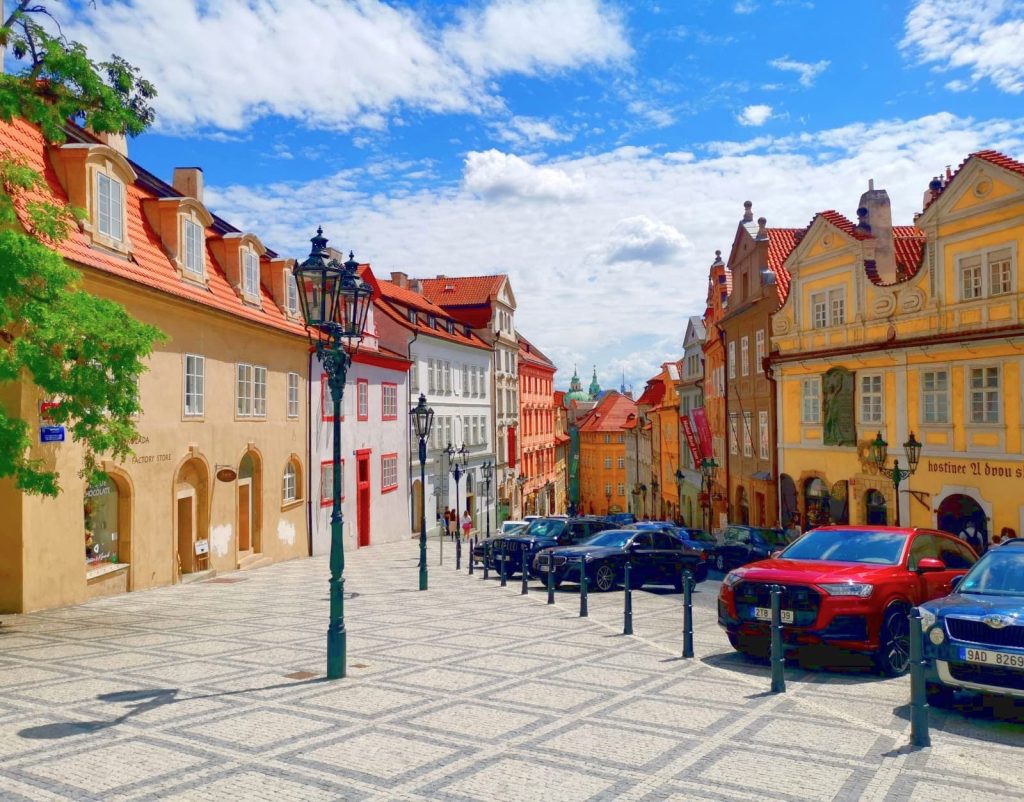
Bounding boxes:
680 415 701 469
692 407 713 459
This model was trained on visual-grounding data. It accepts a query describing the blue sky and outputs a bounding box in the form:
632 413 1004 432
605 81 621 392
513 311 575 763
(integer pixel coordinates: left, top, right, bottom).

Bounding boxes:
54 0 1024 392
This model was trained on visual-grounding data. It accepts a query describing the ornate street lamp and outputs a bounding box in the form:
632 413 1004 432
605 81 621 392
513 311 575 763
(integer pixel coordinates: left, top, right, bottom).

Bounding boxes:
651 478 660 520
605 488 612 516
516 473 527 518
870 431 922 527
411 394 434 591
674 468 685 525
701 457 719 533
293 228 373 680
482 461 493 539
446 443 468 538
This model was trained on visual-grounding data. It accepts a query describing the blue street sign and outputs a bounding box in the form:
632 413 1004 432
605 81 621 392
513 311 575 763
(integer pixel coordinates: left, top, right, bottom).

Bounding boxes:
40 426 65 443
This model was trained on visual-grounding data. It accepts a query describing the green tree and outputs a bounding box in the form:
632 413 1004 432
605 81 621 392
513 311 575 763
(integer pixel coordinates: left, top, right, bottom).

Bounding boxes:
0 2 164 495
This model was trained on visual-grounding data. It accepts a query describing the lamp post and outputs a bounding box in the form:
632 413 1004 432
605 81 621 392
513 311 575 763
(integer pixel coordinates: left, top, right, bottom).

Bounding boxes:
605 488 612 516
411 394 434 591
446 443 468 537
701 457 719 533
482 461 493 538
293 228 373 681
674 468 684 524
651 478 660 520
516 474 527 518
870 431 922 527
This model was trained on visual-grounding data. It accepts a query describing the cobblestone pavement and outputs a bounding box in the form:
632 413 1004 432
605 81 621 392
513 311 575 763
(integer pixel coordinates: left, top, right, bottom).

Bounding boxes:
1 538 1022 802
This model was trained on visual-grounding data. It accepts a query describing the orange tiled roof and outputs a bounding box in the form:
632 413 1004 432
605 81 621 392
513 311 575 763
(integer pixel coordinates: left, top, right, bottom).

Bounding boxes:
635 379 664 407
373 288 491 350
766 228 800 305
923 149 1024 212
578 391 638 433
816 210 872 241
378 278 453 317
418 275 505 307
517 332 556 371
1 118 306 338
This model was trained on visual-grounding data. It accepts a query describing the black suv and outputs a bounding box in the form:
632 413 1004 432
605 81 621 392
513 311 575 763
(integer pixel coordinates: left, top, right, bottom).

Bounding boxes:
490 516 614 578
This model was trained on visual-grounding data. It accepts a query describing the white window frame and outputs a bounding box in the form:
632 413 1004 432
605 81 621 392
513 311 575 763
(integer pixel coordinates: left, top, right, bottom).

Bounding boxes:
728 341 736 379
287 372 300 418
427 358 436 394
357 380 369 419
801 377 821 424
242 249 260 298
921 369 949 425
285 274 299 315
283 461 297 502
183 354 204 417
859 374 883 425
811 291 827 329
740 337 749 377
755 330 765 374
729 413 738 455
742 412 753 458
958 246 1015 300
253 366 267 417
236 363 253 417
183 217 204 276
968 366 1001 424
96 171 124 242
759 410 769 460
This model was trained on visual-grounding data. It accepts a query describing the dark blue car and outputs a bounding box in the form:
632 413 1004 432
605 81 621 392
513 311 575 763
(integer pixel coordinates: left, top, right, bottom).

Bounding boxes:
920 539 1024 704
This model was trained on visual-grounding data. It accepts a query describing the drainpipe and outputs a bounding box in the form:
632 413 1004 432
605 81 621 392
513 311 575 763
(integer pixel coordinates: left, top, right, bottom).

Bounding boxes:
405 329 419 538
765 350 781 527
305 347 314 557
721 327 730 529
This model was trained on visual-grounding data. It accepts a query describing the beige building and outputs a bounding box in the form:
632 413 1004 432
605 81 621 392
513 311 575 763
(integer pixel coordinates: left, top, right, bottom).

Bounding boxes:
0 118 310 613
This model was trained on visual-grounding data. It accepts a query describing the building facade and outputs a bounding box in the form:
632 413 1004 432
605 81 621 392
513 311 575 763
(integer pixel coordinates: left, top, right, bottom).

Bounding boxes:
721 203 799 528
773 155 1024 545
517 334 557 516
637 364 682 521
677 316 706 527
0 119 309 613
553 390 569 515
701 251 731 532
577 391 637 516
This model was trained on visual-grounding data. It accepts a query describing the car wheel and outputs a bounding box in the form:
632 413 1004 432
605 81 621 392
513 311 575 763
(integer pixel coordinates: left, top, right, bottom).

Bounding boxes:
875 607 911 677
728 632 768 659
593 562 616 592
714 554 726 572
694 564 709 583
926 681 955 708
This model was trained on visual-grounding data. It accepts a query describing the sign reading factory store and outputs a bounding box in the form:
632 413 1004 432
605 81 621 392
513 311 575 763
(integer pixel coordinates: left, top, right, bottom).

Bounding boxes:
822 367 856 447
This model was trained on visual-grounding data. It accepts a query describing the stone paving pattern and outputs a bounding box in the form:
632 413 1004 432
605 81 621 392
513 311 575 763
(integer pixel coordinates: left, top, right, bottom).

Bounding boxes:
1 538 1022 801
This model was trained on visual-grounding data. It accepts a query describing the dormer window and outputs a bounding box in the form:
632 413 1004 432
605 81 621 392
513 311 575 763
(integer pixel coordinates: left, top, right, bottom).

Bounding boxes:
428 315 437 328
447 320 455 334
96 172 124 241
183 218 204 276
242 249 260 299
408 308 417 324
285 273 299 315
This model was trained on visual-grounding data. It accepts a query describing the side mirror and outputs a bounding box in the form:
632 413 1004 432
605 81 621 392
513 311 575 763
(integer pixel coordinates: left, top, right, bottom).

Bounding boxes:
916 557 946 573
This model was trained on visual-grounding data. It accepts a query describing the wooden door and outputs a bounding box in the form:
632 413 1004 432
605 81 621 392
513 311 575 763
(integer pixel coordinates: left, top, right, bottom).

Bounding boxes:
176 494 194 574
356 451 370 547
238 480 251 552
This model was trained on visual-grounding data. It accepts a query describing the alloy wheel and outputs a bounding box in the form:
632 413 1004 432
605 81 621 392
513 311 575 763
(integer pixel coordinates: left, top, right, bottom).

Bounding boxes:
879 609 911 676
594 563 616 592
714 554 725 572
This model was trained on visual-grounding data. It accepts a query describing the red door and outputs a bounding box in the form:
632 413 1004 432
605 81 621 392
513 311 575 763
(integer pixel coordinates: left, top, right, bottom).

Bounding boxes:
356 449 371 547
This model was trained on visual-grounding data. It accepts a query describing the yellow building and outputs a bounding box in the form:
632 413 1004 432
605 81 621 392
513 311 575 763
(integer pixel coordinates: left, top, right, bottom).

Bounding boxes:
577 391 637 516
772 153 1024 548
0 119 309 613
637 364 682 520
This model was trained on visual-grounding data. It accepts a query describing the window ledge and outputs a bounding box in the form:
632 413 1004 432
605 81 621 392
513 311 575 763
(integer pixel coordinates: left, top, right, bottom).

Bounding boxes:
965 423 1005 431
86 562 129 581
281 499 303 512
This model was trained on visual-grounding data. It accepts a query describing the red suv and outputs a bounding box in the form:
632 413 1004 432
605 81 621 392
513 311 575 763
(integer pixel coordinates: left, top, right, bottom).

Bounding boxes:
717 526 978 675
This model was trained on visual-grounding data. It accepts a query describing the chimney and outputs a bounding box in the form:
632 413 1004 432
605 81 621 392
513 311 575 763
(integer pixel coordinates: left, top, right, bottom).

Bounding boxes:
742 200 753 223
756 216 768 240
92 130 128 157
173 167 204 202
410 278 422 293
858 179 896 283
390 271 408 289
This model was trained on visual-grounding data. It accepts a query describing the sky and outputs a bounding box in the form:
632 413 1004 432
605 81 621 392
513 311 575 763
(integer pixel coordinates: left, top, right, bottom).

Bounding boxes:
46 0 1024 392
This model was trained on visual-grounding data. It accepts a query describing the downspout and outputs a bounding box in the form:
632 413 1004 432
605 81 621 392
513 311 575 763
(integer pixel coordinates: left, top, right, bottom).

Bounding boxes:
721 327 730 527
405 328 419 538
765 351 781 527
305 347 314 557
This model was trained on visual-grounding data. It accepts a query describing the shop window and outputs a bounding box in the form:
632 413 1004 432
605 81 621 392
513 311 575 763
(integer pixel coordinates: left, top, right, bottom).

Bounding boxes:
84 478 123 568
381 453 398 493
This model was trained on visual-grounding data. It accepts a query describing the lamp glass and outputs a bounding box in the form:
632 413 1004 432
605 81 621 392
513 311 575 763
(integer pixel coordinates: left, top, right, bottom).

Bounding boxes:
293 228 341 329
411 393 433 439
336 253 373 340
870 431 888 467
903 432 922 473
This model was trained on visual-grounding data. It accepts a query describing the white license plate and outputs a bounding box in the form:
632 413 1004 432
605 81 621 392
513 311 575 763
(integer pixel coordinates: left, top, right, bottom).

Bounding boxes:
960 647 1024 669
753 607 794 624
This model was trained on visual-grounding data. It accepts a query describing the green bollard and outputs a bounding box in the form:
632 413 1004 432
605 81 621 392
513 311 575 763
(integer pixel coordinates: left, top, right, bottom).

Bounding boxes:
547 557 555 604
909 608 931 748
623 561 633 635
455 536 461 570
682 569 694 659
579 560 589 618
521 551 529 595
770 584 786 693
468 537 475 575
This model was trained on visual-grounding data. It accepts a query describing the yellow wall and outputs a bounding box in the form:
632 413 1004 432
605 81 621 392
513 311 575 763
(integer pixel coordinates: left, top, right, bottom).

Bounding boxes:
579 431 628 515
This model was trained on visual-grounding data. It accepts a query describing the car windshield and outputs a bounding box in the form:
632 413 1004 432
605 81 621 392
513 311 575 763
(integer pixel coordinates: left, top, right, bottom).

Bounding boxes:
525 519 566 538
959 548 1024 596
759 529 788 546
682 529 715 543
779 529 908 565
580 530 633 549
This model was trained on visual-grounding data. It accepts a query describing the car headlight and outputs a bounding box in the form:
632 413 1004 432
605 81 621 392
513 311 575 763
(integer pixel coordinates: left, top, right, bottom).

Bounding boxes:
722 570 746 588
818 582 873 598
929 626 945 645
919 607 937 631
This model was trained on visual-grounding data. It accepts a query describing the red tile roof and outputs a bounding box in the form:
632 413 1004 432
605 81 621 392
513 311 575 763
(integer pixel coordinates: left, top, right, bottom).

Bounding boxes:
578 391 638 433
766 227 800 305
816 210 872 241
417 275 506 308
517 333 556 371
891 225 926 283
373 283 491 350
635 380 665 408
1 118 306 338
923 149 1024 212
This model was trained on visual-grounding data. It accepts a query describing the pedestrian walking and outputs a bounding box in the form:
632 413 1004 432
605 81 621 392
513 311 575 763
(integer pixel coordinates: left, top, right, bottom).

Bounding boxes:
461 509 472 541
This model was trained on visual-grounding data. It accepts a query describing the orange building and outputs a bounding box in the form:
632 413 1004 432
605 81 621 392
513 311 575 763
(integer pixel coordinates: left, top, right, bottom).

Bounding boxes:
517 333 558 515
702 250 731 531
577 391 638 516
637 364 682 521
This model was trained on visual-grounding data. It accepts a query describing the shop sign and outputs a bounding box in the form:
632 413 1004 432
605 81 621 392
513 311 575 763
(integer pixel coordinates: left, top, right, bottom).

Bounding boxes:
39 400 61 421
216 467 238 482
40 426 65 443
85 482 112 499
194 539 210 556
925 459 1024 479
692 407 713 458
680 415 701 469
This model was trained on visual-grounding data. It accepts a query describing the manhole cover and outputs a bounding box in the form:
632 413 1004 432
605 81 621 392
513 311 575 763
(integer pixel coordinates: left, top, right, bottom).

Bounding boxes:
285 671 317 680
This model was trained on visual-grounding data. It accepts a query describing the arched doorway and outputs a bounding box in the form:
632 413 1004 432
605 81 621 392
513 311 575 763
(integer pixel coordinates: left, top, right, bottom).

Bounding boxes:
938 494 988 553
411 478 423 532
804 478 830 528
175 458 209 576
238 451 262 554
865 489 887 525
736 486 750 524
780 474 797 527
829 480 850 525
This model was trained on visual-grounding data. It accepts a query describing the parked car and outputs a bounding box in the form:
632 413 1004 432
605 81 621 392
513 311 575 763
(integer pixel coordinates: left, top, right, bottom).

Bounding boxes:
709 525 788 573
501 521 529 536
490 516 615 577
533 528 704 592
921 539 1024 704
607 512 637 527
472 521 528 567
674 527 716 582
717 526 978 675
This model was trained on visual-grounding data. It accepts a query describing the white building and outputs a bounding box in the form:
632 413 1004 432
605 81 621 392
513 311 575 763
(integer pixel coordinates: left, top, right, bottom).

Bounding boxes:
377 273 496 538
309 264 412 554
678 316 706 525
417 275 519 524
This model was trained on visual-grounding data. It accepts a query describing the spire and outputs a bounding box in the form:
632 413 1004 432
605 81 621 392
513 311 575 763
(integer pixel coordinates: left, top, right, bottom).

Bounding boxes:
588 365 601 400
620 371 626 394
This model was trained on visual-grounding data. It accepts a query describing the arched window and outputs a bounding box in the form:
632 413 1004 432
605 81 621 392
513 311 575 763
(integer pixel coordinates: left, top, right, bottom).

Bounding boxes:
282 458 302 503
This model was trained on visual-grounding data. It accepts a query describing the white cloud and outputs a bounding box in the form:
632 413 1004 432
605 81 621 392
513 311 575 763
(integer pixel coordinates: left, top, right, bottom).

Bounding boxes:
902 0 1024 94
598 216 691 264
206 112 1024 393
734 1 759 13
492 116 574 147
626 100 676 128
462 149 588 200
737 104 774 126
58 0 630 132
769 55 831 87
